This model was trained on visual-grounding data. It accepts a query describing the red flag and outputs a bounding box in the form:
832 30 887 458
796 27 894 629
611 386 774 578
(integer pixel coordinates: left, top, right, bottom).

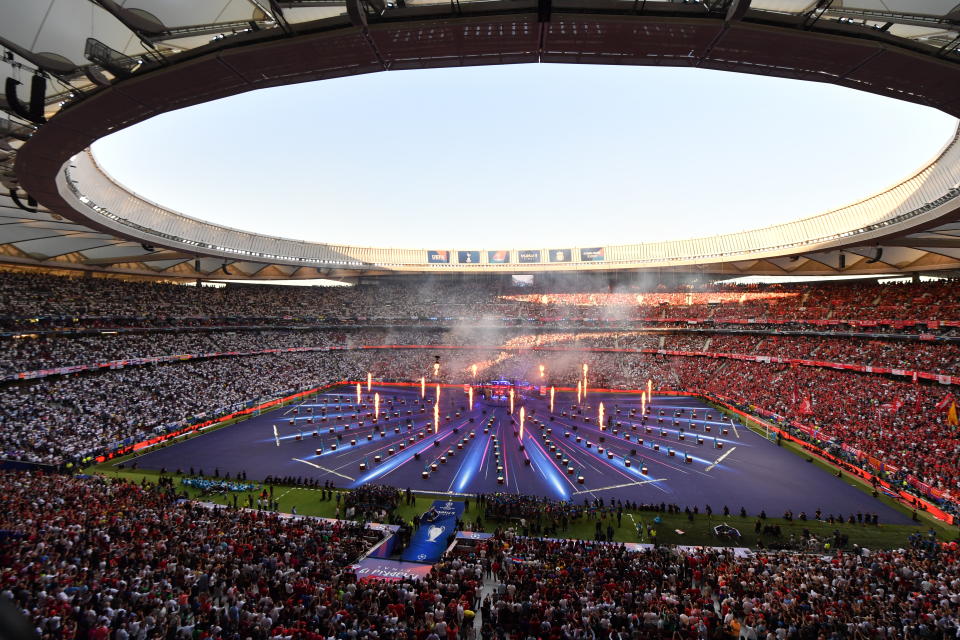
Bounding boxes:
880 399 903 412
798 397 814 416
936 393 955 411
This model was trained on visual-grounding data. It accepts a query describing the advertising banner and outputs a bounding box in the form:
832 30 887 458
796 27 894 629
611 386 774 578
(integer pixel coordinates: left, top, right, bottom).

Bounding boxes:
518 250 541 263
353 558 435 582
580 247 605 262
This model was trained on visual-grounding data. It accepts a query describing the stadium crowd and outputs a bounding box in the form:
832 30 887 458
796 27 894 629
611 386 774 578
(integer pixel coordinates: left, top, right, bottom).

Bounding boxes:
0 472 381 640
3 327 958 379
0 329 363 376
344 484 403 522
4 471 960 639
0 352 361 465
702 334 960 375
2 271 958 330
474 532 960 639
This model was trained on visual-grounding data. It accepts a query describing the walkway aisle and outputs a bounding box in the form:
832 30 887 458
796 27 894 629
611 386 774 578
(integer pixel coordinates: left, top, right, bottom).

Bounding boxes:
476 576 501 627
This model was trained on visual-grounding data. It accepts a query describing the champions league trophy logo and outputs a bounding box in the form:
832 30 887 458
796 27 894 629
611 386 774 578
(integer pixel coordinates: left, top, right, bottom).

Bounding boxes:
427 525 446 543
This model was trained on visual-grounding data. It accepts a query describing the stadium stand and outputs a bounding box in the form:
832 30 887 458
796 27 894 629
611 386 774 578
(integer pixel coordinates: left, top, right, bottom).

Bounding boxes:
2 271 958 330
475 531 960 639
0 273 960 524
6 0 960 632
5 329 959 378
0 472 380 640
2 471 959 639
1 272 959 512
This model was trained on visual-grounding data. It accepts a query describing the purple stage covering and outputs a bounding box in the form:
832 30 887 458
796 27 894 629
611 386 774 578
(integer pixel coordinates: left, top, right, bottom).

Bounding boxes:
127 384 912 524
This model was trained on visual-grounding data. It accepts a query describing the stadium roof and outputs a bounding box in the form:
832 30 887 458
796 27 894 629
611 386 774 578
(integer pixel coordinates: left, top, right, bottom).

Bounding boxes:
2 0 960 280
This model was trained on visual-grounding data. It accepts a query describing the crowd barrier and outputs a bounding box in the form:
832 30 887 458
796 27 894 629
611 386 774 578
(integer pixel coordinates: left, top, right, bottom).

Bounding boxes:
0 459 62 473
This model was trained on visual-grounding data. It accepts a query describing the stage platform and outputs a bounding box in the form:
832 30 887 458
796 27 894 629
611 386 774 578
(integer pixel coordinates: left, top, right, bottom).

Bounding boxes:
126 384 911 524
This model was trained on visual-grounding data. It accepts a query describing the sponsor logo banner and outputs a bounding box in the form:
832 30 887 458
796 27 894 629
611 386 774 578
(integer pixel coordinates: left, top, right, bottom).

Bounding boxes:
518 250 541 263
488 250 510 263
580 247 605 262
549 249 572 263
458 250 480 264
427 250 450 264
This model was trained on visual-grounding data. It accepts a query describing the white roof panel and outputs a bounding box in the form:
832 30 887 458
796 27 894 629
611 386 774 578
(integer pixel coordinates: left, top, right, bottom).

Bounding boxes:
0 1 53 52
120 0 256 29
32 1 142 68
887 24 955 38
838 0 959 15
282 6 347 24
750 0 815 14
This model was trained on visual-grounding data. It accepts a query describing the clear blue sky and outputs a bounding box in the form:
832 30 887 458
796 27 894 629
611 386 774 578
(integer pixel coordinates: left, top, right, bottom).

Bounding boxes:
92 63 957 250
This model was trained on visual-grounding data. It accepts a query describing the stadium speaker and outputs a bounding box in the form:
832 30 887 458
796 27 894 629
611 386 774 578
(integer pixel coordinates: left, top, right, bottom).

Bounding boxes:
4 74 47 124
221 262 232 275
194 258 201 272
140 243 155 252
839 253 846 270
866 248 883 264
29 74 46 121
